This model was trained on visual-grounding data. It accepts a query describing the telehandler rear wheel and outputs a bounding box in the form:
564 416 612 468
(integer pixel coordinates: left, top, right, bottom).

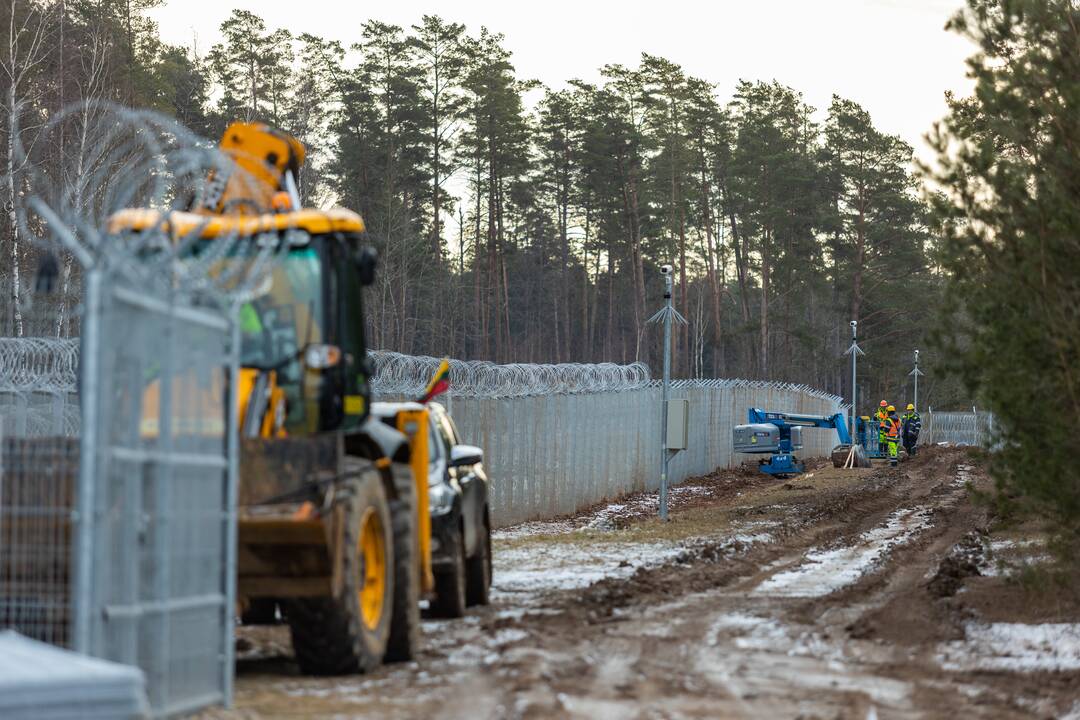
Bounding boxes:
285 468 393 675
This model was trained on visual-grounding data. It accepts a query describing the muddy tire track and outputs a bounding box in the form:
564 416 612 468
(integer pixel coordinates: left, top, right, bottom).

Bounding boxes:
205 448 1080 720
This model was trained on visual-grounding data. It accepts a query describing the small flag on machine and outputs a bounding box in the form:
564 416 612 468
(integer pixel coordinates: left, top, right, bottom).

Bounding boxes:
417 358 451 404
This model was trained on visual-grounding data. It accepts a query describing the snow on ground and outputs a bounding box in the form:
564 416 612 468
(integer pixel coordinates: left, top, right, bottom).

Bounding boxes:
696 612 914 710
937 622 1080 672
980 538 1052 577
493 484 711 540
754 507 933 598
491 539 682 601
491 487 776 603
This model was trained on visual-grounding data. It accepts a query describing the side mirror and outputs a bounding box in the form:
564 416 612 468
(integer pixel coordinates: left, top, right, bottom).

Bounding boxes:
356 246 377 287
449 444 483 468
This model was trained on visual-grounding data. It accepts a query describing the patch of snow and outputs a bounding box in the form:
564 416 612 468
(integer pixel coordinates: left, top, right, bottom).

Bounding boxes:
494 607 562 621
494 483 714 539
937 622 1080 672
1060 701 1080 720
753 507 932 598
487 628 529 646
491 540 681 600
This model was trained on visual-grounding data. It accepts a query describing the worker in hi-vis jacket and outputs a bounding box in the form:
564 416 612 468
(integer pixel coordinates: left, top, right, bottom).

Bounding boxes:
875 400 889 454
902 404 922 457
885 405 902 467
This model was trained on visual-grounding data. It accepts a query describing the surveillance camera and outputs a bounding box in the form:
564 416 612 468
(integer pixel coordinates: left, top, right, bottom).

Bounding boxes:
850 320 858 329
660 264 673 275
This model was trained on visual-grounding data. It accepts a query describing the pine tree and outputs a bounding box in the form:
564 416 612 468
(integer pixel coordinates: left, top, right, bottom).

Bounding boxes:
926 0 1080 558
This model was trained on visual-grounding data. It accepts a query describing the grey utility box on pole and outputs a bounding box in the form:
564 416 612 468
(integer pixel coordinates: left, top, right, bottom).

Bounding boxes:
666 399 689 450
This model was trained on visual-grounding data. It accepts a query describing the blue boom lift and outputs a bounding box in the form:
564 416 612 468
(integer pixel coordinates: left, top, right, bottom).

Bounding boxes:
732 408 870 476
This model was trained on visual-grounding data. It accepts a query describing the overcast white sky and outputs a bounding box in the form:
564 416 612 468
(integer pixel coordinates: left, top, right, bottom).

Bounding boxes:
150 0 976 159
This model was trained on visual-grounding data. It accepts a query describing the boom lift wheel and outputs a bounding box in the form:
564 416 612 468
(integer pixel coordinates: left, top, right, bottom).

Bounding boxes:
284 466 393 675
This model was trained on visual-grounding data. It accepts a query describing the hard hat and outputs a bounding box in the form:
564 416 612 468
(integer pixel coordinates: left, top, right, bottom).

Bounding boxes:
887 405 896 412
879 400 887 407
906 403 915 411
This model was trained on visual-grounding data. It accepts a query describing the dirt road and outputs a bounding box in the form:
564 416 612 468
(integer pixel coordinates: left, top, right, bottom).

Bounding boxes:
204 448 1080 719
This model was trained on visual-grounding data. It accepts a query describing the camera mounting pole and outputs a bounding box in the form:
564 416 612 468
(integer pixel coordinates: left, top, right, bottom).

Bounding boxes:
647 264 686 521
844 320 864 435
909 349 924 409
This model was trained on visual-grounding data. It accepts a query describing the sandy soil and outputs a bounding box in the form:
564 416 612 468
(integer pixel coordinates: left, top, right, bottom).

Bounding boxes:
199 447 1080 719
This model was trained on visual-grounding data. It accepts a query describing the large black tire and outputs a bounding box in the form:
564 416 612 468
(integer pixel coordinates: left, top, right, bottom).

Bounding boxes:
465 508 492 607
241 598 278 625
383 466 420 663
430 523 467 618
284 467 393 675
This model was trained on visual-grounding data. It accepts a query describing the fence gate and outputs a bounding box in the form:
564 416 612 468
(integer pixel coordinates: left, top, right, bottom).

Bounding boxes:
74 271 237 716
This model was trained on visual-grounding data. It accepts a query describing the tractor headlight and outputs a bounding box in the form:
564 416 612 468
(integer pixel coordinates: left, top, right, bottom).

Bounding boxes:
428 482 455 517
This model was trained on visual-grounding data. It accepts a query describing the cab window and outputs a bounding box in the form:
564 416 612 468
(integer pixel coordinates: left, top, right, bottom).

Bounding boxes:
236 244 324 434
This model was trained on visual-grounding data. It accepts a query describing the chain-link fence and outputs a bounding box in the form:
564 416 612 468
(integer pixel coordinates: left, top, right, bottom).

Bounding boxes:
921 409 997 447
0 103 287 717
0 338 80 439
372 356 847 528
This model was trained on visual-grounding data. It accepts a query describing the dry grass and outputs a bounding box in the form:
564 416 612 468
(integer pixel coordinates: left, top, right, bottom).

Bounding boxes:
496 466 877 549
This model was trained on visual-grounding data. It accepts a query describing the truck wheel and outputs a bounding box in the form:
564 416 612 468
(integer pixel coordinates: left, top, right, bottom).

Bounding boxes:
430 524 467 618
285 470 393 675
383 466 420 663
465 508 492 607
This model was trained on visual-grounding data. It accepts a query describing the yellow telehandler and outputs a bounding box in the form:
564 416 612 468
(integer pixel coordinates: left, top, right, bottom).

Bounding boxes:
109 122 434 674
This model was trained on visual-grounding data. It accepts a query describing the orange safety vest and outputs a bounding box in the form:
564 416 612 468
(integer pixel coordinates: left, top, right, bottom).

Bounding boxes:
885 417 901 439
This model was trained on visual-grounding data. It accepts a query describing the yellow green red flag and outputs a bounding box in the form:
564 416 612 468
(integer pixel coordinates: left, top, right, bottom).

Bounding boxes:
418 358 451 404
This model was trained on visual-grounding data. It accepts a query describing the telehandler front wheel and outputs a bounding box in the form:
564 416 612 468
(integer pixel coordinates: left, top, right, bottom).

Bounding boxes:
285 469 394 675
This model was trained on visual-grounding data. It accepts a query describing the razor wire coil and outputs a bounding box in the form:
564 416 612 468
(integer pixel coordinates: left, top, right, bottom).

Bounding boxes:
0 338 854 407
369 351 652 398
0 338 80 392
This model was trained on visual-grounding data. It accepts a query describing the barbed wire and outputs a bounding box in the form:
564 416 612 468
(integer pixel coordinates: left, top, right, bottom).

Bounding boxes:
0 339 854 408
0 338 79 392
370 351 652 397
8 102 292 307
665 378 847 410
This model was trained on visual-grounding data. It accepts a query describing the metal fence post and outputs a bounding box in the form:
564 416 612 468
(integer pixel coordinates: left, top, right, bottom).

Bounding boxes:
223 305 241 708
72 269 101 655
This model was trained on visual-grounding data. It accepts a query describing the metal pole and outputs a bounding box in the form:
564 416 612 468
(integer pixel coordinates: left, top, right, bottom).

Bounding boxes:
646 266 685 521
223 303 241 707
73 268 101 655
909 349 924 410
660 271 673 521
844 320 864 438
